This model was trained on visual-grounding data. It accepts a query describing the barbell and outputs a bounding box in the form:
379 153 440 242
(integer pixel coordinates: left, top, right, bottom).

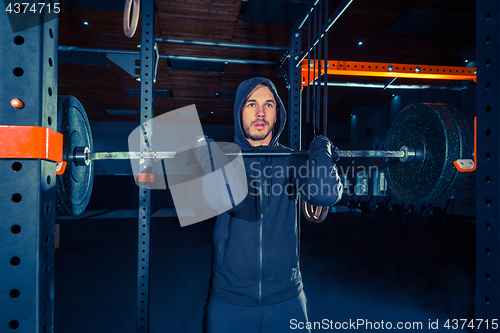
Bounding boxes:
55 96 473 220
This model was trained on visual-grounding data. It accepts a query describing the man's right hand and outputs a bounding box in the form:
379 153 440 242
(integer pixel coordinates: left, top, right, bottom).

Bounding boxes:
193 137 230 174
194 138 248 212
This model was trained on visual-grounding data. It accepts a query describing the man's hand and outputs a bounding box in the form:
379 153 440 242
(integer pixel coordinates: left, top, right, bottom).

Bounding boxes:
173 136 206 166
309 135 340 161
193 137 229 173
191 137 247 213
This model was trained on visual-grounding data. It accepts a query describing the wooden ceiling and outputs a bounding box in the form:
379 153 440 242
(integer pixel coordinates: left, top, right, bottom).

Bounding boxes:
57 0 476 125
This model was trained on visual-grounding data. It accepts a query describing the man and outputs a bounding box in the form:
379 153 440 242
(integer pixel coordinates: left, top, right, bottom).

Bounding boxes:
197 77 342 332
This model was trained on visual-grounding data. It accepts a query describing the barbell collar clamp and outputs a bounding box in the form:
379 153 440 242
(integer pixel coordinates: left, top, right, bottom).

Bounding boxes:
73 147 90 166
399 146 415 163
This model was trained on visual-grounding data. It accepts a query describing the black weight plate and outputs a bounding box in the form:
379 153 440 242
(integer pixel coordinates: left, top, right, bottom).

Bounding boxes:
385 103 472 204
56 96 94 216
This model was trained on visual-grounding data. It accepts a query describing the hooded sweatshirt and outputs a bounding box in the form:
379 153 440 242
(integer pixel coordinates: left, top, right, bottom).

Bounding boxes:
209 77 342 306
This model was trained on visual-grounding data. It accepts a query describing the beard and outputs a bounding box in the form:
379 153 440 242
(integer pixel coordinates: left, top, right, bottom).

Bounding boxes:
243 120 273 142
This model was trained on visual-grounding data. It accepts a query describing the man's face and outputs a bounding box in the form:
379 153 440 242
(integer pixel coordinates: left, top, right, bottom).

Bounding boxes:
241 85 277 146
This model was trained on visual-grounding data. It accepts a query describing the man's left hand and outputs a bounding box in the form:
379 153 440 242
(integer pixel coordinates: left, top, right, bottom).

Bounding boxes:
309 135 340 161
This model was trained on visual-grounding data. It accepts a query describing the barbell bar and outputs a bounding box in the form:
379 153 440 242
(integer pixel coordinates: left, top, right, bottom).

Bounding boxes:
54 96 473 218
73 133 411 225
84 147 408 162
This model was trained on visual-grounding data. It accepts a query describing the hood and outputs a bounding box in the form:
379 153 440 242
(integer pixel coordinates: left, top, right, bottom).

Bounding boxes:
233 77 287 150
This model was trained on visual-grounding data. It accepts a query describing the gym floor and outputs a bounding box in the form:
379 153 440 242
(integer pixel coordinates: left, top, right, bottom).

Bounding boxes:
54 211 475 332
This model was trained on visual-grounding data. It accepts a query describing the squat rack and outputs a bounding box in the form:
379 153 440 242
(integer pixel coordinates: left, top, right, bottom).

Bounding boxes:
475 0 500 329
1 5 58 332
289 1 498 331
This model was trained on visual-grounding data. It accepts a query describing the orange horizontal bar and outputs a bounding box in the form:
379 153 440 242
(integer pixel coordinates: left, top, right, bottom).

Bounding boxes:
0 126 63 163
301 60 477 88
